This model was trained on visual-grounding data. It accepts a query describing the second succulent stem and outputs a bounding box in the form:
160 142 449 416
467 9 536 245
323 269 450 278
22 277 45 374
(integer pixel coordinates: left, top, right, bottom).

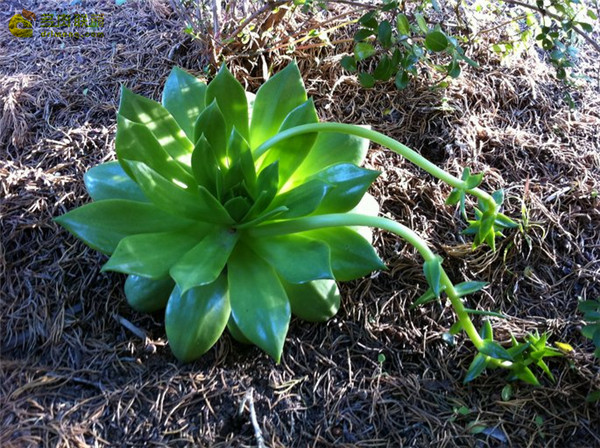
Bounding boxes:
249 213 485 351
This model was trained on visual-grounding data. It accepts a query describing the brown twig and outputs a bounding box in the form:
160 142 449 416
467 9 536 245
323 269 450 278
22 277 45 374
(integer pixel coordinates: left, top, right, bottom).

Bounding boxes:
221 0 377 44
475 14 528 36
211 0 222 39
222 0 290 43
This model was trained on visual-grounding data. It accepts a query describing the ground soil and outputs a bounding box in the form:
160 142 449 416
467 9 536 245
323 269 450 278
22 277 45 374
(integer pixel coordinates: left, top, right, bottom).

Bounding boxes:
1 1 599 447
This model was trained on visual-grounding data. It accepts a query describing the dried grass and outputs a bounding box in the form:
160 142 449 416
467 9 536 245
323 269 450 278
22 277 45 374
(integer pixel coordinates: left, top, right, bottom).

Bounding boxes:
1 1 599 446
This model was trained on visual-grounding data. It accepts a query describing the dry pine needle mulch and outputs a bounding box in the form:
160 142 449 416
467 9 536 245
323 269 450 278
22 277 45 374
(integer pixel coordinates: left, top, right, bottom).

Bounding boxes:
1 1 599 446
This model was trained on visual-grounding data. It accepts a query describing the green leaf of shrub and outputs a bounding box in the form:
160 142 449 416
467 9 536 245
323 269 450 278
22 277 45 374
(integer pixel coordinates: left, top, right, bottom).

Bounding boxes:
355 42 376 61
425 31 449 52
396 13 410 35
374 55 394 81
377 20 392 48
415 13 428 33
341 55 357 72
354 28 374 41
395 70 410 89
359 11 378 29
447 60 461 78
358 72 376 88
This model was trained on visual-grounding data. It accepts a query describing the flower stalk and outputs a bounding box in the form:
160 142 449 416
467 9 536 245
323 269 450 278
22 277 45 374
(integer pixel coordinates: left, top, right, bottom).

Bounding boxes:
253 122 498 213
249 213 486 353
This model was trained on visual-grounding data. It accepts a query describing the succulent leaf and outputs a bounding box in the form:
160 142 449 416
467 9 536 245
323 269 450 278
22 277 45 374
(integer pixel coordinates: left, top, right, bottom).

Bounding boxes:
250 62 307 149
54 200 194 255
84 161 148 203
228 244 291 362
205 64 249 140
281 278 341 322
248 234 334 284
162 66 207 140
119 86 193 162
125 275 174 313
166 275 230 362
301 227 386 281
102 228 209 279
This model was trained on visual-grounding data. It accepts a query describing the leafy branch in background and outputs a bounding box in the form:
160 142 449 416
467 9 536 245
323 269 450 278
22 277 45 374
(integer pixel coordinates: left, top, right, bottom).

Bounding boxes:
338 0 598 89
56 63 563 385
578 298 600 402
579 298 600 358
486 0 599 84
340 1 478 89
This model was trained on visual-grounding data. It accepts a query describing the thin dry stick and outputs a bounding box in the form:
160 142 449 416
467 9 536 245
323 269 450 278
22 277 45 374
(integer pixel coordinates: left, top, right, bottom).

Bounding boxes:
221 0 375 45
212 0 222 39
238 388 266 448
475 14 528 36
114 314 147 341
222 0 289 43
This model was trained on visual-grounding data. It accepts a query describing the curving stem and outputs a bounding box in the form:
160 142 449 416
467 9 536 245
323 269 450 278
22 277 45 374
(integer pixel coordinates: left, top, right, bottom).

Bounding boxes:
249 213 489 352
